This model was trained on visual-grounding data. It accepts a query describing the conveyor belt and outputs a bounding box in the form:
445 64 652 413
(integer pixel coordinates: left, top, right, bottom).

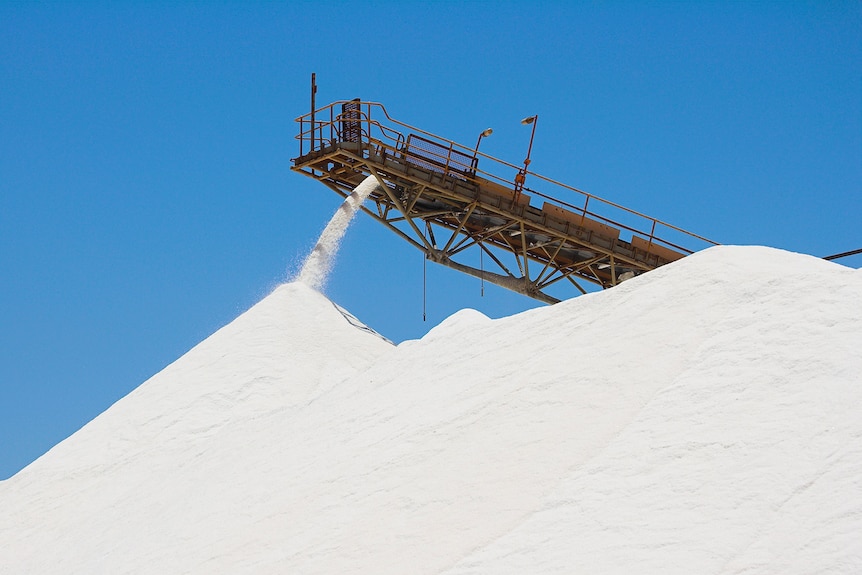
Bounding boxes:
292 99 717 303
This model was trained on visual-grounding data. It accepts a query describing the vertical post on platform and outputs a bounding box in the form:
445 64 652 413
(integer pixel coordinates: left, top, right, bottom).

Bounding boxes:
310 73 317 152
648 219 657 250
514 115 538 205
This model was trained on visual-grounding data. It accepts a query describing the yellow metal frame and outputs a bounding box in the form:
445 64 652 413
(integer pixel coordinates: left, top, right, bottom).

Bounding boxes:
292 99 718 303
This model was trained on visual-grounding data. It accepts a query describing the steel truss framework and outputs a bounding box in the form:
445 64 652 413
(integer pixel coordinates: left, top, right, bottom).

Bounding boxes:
292 99 718 304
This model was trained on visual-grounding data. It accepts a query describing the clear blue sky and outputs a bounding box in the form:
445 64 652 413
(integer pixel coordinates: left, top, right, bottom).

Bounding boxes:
1 2 859 480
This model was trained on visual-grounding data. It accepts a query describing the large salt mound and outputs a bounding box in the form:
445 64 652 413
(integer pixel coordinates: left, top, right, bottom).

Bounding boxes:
0 282 394 572
1 246 860 574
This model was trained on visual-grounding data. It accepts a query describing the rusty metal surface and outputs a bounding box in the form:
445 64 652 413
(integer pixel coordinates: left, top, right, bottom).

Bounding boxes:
292 100 718 303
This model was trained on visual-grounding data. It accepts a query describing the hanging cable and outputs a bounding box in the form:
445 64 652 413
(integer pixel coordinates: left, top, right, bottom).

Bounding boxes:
423 252 427 321
480 243 485 297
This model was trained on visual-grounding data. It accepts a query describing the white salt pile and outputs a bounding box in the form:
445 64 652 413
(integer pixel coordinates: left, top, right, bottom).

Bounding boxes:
1 246 860 573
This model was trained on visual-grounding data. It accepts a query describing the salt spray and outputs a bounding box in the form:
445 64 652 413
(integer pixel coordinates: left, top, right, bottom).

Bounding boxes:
298 175 379 290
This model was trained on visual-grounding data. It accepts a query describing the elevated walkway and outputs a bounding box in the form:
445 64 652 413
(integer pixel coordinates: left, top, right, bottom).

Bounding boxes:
292 99 717 303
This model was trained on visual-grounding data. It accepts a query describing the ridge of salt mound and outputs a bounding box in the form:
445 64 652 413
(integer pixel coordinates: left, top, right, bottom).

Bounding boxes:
3 281 392 484
419 308 492 344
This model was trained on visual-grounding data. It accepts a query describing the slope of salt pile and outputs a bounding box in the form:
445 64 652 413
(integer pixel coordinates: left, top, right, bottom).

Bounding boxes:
0 282 393 573
230 246 860 574
437 246 862 574
1 246 860 574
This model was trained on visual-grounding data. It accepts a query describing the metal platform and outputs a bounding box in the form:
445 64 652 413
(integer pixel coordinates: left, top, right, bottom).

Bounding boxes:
292 99 718 304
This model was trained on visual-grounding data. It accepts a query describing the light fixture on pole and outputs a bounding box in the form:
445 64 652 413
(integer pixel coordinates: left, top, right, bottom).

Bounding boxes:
472 127 493 175
475 127 494 152
514 115 538 204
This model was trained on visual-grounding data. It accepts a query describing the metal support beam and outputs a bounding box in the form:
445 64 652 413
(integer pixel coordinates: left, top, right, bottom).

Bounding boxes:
292 99 718 305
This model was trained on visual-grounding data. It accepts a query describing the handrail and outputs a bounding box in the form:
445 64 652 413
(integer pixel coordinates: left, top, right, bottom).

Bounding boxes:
294 101 718 255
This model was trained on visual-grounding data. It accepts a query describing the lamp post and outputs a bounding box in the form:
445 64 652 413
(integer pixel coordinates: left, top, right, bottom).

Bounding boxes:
473 127 493 175
514 115 538 204
475 127 494 152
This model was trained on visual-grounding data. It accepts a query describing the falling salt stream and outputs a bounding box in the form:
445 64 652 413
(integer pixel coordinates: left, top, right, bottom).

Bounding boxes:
297 175 379 291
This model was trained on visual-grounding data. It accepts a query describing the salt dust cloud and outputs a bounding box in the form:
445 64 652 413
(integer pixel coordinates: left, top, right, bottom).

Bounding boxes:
298 175 379 291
